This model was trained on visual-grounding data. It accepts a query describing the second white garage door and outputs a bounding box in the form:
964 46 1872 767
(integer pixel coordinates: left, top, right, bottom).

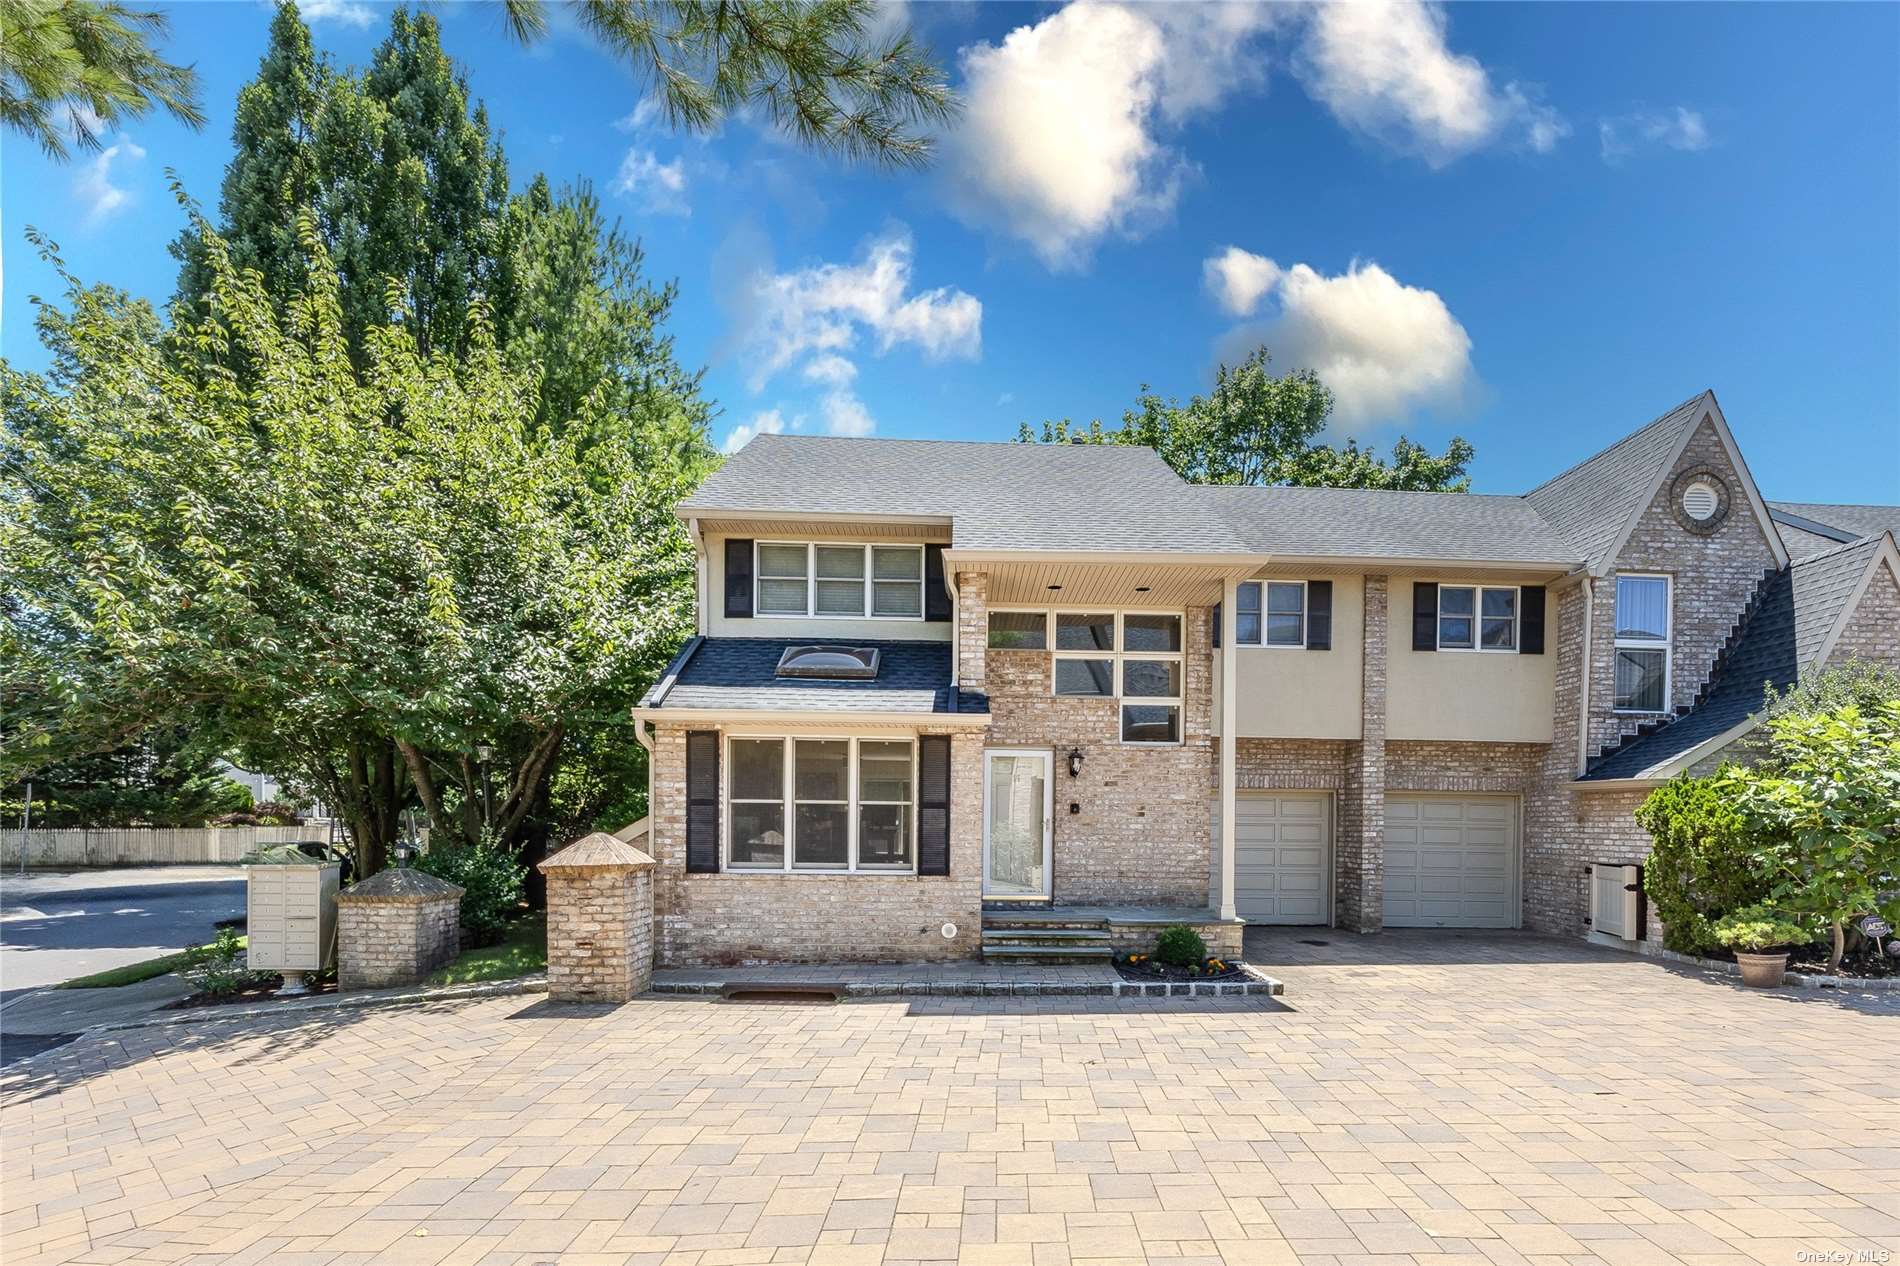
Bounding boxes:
1383 795 1517 928
1233 793 1330 925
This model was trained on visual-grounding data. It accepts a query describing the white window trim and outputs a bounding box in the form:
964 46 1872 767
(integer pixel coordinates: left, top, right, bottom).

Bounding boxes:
753 541 926 621
1612 572 1673 715
986 607 1052 651
1236 580 1309 649
1435 583 1520 654
723 733 919 873
1036 608 1185 746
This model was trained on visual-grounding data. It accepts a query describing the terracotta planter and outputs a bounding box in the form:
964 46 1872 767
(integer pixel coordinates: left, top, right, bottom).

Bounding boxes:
1735 951 1789 988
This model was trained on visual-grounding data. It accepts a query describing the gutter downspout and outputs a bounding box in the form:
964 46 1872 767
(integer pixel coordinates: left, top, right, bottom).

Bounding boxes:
1576 574 1594 776
634 718 656 838
686 517 707 635
1218 575 1239 922
947 571 961 689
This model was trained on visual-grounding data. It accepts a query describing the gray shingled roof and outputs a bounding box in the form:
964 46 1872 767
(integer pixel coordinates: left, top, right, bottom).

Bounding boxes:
1205 485 1579 564
638 637 986 715
682 434 1250 555
1770 501 1900 558
1582 535 1884 781
1523 392 1711 571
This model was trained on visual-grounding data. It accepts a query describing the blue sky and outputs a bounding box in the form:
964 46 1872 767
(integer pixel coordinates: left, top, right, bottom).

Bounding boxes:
5 0 1897 502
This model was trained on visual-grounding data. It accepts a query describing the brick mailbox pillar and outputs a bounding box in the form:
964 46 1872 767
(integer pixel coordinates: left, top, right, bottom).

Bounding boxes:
538 832 656 1003
336 868 463 991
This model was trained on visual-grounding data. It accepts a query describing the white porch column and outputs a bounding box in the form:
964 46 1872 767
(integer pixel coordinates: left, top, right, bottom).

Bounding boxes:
1219 576 1238 922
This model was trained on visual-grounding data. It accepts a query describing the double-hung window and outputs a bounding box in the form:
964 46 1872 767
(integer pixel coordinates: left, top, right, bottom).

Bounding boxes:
726 736 917 871
1437 584 1517 651
1045 611 1184 744
754 543 925 619
1234 581 1307 647
1613 574 1671 712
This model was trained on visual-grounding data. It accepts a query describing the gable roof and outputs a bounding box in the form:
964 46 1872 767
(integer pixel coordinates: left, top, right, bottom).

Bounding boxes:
1522 393 1708 570
1205 485 1579 565
1581 533 1895 781
1769 501 1900 557
681 434 1251 556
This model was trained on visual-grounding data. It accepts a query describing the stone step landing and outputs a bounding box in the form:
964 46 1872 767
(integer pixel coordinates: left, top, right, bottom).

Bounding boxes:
981 911 1114 963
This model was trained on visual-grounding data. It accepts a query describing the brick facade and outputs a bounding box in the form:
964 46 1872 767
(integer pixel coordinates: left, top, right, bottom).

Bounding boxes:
647 725 985 966
541 835 656 1002
1335 574 1388 933
1828 557 1900 665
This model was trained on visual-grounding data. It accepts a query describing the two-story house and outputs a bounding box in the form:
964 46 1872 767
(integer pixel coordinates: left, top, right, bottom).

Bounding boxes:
629 390 1900 966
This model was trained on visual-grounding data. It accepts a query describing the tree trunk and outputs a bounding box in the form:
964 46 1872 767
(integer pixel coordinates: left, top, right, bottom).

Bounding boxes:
1829 920 1845 974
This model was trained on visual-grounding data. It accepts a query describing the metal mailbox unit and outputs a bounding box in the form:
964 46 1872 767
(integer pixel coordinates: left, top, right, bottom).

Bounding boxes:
246 858 340 993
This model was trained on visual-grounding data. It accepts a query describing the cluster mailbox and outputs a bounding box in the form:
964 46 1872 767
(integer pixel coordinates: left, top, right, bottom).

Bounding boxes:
246 858 340 993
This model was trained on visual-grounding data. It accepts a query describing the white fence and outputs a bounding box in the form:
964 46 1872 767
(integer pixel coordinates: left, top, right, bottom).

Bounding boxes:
2 824 340 868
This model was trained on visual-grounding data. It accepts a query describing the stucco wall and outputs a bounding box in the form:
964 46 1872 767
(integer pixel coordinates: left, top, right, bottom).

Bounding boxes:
1387 581 1557 743
702 530 952 643
1222 574 1364 740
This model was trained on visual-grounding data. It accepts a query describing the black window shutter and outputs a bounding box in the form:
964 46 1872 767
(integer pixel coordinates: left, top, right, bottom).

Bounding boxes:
1520 585 1546 655
723 539 753 619
917 735 951 876
1305 581 1333 649
1211 601 1221 648
924 544 951 622
685 730 720 872
1412 582 1438 652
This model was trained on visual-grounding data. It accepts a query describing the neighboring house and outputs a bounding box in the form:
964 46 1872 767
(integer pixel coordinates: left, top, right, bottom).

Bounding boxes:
630 391 1900 964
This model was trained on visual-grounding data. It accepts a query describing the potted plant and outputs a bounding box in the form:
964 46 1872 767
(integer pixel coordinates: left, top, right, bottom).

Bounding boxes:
1711 906 1810 987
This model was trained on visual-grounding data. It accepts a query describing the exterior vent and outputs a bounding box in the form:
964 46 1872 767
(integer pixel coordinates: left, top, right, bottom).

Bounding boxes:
775 645 880 680
1680 479 1719 522
1587 862 1644 940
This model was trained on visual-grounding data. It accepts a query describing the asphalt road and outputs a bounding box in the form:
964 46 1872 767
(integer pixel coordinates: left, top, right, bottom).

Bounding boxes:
0 866 247 999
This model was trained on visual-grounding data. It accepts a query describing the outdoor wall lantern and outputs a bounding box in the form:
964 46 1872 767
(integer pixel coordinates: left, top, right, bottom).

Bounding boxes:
1068 748 1084 778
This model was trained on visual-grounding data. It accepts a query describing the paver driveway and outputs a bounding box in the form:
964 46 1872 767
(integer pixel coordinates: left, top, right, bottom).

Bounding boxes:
3 931 1897 1266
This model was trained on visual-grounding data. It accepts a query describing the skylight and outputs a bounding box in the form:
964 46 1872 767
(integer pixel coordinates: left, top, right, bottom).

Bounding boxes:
776 645 881 680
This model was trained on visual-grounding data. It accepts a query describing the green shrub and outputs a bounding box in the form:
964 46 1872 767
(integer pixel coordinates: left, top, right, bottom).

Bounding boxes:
1712 906 1812 954
183 926 256 996
1154 924 1206 967
1635 776 1767 955
414 835 527 942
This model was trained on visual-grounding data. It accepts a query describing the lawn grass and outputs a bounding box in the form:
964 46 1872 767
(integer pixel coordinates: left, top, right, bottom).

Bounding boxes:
55 935 248 989
427 914 546 986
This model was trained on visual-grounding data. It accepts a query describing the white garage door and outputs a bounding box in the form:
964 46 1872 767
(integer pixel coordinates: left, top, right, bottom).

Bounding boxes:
1384 796 1517 928
1233 793 1330 925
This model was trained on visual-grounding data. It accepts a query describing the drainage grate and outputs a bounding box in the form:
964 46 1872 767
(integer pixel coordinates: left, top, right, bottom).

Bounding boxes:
719 983 844 1004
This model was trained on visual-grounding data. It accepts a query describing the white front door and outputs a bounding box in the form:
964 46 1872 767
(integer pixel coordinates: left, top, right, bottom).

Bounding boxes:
983 750 1052 900
1383 795 1518 928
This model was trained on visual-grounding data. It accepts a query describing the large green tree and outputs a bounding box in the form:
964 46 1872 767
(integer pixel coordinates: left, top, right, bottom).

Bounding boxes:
500 0 955 166
0 0 204 160
2 727 251 829
3 216 702 876
1021 347 1476 492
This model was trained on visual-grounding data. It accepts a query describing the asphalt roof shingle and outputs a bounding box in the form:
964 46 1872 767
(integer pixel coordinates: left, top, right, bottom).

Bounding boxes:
639 637 986 715
682 434 1249 555
1581 535 1884 780
1204 485 1579 564
1523 392 1711 571
1769 501 1900 558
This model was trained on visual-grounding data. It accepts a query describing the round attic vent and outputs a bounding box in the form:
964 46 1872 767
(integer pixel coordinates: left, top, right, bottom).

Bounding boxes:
1681 479 1720 522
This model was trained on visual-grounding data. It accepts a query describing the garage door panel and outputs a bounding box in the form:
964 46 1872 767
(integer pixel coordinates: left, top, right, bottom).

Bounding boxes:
1383 795 1517 929
1228 793 1332 925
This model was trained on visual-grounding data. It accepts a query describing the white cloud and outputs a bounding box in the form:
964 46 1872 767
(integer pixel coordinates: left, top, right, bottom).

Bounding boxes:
820 389 876 438
73 135 146 226
614 98 665 133
1599 107 1711 163
612 148 688 215
802 354 858 387
1296 0 1566 166
1213 256 1474 430
298 0 375 27
1203 246 1284 318
996 391 1015 407
744 228 981 389
722 408 789 454
944 2 1272 269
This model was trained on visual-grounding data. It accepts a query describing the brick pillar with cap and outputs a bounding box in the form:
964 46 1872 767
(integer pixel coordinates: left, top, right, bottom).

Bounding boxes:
538 831 656 1003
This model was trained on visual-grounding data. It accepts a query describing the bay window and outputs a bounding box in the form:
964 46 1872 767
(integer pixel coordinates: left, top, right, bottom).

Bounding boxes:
1614 574 1671 712
754 542 925 619
727 736 916 871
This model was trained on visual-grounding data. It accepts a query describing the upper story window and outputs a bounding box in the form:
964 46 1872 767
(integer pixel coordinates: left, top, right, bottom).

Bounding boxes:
1235 581 1307 647
1614 574 1671 712
987 609 1183 744
755 542 924 620
1438 585 1517 651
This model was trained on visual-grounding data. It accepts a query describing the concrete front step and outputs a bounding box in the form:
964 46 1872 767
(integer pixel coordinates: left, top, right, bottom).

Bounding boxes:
981 927 1109 942
980 943 1114 964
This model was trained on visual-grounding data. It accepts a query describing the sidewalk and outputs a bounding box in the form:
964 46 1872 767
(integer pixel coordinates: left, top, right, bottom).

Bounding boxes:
653 959 1284 997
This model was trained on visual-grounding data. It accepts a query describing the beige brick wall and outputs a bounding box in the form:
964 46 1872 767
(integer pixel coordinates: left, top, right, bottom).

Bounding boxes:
984 606 1216 908
1524 579 1591 935
546 866 654 1002
337 896 459 990
1234 738 1349 789
1336 575 1388 933
1587 417 1782 756
647 725 985 966
956 570 988 690
1388 740 1543 793
1828 557 1900 665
